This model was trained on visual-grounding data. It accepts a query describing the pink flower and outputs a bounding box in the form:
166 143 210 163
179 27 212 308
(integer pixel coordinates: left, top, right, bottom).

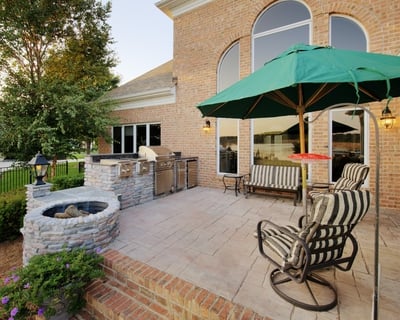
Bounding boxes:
1 296 9 304
38 307 45 316
10 307 18 316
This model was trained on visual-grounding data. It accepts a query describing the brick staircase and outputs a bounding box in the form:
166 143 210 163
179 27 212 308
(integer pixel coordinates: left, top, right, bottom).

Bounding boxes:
72 249 271 320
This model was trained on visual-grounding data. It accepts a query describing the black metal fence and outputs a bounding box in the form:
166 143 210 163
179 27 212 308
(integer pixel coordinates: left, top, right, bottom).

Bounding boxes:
0 161 85 194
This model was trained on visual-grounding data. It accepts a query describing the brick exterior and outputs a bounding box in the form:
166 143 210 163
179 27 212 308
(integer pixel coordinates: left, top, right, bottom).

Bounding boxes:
75 249 272 320
100 0 400 209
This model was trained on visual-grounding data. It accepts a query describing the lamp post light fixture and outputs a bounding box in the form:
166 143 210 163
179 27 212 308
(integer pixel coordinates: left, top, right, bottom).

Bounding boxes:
29 152 49 185
380 104 396 129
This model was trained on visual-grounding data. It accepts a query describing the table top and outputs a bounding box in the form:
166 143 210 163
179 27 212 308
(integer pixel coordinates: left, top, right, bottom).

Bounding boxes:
223 173 245 178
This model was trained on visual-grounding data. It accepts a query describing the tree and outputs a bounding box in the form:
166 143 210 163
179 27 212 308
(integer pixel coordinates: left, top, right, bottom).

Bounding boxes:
0 0 119 168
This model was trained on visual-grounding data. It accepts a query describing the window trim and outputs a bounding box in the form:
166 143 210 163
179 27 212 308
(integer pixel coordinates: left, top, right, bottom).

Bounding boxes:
216 41 240 174
112 122 161 154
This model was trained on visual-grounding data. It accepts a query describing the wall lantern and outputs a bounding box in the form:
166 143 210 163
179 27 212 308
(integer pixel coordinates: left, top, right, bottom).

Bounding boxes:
380 104 396 129
28 152 49 185
203 120 211 132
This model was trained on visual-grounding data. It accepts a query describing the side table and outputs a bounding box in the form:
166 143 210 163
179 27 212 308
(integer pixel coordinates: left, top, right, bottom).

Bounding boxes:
223 173 245 196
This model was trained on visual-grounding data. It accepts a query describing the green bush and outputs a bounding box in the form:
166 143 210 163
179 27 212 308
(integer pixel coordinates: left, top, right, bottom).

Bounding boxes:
50 174 84 191
0 190 26 242
0 247 104 319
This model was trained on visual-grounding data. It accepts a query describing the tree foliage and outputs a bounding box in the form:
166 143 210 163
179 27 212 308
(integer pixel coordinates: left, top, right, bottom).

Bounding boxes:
0 0 119 163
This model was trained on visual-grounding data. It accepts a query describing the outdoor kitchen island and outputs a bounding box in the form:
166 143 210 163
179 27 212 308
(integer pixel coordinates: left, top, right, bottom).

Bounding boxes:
84 151 198 210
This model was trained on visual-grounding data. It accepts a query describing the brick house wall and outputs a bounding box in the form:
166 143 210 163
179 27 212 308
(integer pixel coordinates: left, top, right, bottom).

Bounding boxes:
100 0 400 209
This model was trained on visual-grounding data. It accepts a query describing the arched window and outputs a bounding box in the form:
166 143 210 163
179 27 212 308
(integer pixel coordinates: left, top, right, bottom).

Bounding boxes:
252 1 311 165
217 42 240 174
253 0 311 70
329 15 368 183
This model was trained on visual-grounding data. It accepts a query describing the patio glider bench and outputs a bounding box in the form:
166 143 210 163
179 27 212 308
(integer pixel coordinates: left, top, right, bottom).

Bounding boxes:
244 164 301 205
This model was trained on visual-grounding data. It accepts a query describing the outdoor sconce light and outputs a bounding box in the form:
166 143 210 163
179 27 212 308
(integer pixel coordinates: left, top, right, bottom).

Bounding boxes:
29 152 49 185
380 104 396 129
203 120 211 132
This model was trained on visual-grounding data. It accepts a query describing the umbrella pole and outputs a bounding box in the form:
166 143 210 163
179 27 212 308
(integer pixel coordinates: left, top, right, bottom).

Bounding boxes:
298 110 308 217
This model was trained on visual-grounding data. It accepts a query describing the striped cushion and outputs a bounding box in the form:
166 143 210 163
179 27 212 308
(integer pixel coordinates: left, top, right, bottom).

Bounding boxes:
309 163 369 199
273 166 300 188
260 190 370 269
332 177 359 191
341 163 369 183
246 165 275 186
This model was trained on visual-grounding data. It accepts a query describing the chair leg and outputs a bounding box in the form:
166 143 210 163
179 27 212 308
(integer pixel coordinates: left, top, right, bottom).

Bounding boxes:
269 268 338 312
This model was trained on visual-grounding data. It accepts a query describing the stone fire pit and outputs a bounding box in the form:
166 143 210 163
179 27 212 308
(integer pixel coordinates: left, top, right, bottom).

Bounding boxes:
21 187 120 264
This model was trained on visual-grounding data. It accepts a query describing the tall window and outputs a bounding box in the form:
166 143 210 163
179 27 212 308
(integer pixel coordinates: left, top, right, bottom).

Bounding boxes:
252 1 311 164
329 15 368 182
112 123 161 154
217 42 240 174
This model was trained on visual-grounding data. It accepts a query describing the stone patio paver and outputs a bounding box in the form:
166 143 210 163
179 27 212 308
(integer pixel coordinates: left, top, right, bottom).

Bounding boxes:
108 186 400 320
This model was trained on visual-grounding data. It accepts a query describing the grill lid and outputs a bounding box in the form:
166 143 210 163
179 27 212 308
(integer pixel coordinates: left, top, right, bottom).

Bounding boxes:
138 146 175 161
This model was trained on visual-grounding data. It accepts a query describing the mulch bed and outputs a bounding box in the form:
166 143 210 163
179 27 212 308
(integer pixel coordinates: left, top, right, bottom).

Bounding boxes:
0 236 23 280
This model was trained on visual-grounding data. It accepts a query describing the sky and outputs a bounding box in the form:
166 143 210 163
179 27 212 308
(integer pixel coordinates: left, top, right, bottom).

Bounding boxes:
107 1 173 84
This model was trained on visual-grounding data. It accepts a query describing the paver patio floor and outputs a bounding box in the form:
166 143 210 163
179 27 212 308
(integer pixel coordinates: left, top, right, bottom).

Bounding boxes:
108 186 399 320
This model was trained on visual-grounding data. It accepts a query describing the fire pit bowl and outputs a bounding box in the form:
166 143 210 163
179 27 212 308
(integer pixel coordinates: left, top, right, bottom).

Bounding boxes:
21 188 120 264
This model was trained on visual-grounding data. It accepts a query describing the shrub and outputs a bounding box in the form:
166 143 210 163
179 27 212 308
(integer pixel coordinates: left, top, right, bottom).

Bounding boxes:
0 190 26 242
50 174 84 191
0 247 104 319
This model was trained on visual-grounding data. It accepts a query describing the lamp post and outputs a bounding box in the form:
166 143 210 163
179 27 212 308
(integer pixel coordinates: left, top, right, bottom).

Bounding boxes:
28 152 49 185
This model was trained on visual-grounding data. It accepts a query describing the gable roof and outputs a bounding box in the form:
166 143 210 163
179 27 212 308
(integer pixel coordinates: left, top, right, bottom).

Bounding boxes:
106 60 174 100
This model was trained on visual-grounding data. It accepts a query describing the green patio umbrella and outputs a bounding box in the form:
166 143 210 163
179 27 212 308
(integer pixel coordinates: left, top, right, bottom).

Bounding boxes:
197 43 400 320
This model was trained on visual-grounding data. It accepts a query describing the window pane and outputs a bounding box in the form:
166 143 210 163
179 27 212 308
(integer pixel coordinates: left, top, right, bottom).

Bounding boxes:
219 119 238 173
136 125 147 148
150 124 161 145
218 43 239 91
253 116 301 165
331 16 366 51
331 109 364 181
124 126 134 153
254 25 309 70
254 1 310 33
113 127 122 153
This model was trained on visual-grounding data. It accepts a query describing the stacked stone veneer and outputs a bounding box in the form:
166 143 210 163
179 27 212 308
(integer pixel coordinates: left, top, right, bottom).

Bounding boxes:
22 186 120 265
84 155 154 209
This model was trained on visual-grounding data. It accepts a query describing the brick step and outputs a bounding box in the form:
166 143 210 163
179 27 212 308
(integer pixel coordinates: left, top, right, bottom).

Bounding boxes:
75 277 166 320
73 249 271 320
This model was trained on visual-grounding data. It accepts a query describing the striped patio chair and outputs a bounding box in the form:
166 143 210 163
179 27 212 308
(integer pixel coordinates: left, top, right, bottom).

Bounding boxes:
256 189 371 311
308 163 369 200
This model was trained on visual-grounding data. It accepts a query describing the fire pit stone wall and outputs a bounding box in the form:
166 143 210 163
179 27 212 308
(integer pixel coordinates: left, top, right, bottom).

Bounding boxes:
21 186 120 264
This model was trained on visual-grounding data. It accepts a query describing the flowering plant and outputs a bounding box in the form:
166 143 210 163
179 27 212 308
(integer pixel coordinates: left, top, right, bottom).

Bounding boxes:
0 247 104 319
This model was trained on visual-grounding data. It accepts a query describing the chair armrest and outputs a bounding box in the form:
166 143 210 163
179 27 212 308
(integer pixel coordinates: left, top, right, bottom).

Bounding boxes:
257 220 310 267
311 182 333 190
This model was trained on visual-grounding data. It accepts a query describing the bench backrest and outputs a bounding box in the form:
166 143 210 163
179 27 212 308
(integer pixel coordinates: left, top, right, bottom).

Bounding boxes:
249 165 300 187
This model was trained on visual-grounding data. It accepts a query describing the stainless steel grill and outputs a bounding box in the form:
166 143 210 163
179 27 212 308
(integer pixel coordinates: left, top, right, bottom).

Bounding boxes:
139 146 176 196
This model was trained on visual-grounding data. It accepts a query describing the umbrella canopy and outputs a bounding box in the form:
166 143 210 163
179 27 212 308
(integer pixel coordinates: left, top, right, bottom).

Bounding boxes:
197 43 400 153
198 43 400 121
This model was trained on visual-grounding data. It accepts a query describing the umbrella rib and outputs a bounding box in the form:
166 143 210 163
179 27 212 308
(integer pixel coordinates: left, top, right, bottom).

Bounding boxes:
204 102 228 116
353 83 381 101
305 83 339 107
266 90 298 110
243 94 265 119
